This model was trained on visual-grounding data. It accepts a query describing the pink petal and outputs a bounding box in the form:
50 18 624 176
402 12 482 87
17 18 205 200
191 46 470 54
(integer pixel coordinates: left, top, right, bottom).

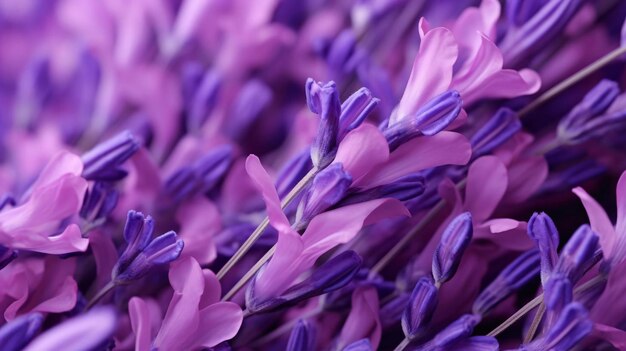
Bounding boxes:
463 67 541 105
199 269 221 308
154 257 204 350
465 156 508 222
196 302 244 348
176 197 220 265
338 286 381 349
129 297 157 351
0 224 88 255
334 124 389 184
29 151 84 192
394 25 458 122
614 171 626 238
452 0 500 43
89 230 118 290
245 155 291 232
592 323 626 350
356 132 471 188
591 259 626 328
452 34 504 100
572 187 616 258
476 219 534 251
502 156 548 204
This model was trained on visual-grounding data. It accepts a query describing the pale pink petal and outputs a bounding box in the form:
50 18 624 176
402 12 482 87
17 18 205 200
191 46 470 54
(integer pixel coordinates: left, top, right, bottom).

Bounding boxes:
31 276 77 314
465 156 508 222
199 269 221 308
475 219 534 251
129 297 154 351
573 187 616 258
463 67 541 105
614 171 626 238
196 302 244 348
356 132 471 188
338 286 381 349
301 199 408 267
176 197 220 265
451 0 500 57
452 34 503 97
29 151 84 191
154 257 203 350
502 156 548 204
245 155 291 232
592 323 626 350
394 25 458 122
334 124 389 184
0 224 88 255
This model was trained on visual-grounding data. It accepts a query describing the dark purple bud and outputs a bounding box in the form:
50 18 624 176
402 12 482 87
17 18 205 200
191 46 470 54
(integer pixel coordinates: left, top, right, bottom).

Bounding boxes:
297 163 352 226
554 225 598 283
523 303 591 351
184 66 221 131
116 231 184 283
501 0 583 67
23 307 117 351
82 131 140 181
527 212 559 284
506 0 548 26
115 210 154 273
380 293 410 328
287 320 316 351
540 160 606 194
432 212 473 285
402 277 438 340
0 246 17 270
543 275 572 329
431 314 481 349
470 108 521 159
306 79 341 168
445 336 499 351
327 30 365 77
384 90 462 150
357 60 397 119
343 339 373 351
558 80 621 144
80 182 119 223
275 149 313 198
0 313 43 351
247 250 362 314
341 173 425 206
224 79 272 141
0 194 15 211
473 250 540 316
339 87 379 140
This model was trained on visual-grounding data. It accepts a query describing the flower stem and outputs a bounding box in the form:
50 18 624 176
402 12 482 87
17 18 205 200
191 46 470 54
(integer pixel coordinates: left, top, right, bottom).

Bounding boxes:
519 45 626 118
393 337 411 351
222 246 276 301
524 302 545 343
86 281 116 310
216 167 318 281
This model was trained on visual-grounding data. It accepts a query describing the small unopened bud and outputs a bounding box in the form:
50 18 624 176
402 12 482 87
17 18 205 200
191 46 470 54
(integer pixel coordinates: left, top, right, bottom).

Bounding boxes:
524 303 592 351
287 320 316 351
432 212 473 285
297 163 352 226
402 277 438 340
554 225 598 283
82 131 140 181
527 212 559 284
306 79 341 169
470 108 521 159
0 313 43 351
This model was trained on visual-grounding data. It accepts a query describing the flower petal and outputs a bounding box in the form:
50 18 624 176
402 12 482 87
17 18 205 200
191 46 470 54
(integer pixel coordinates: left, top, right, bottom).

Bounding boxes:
465 156 508 222
334 124 389 183
572 186 615 258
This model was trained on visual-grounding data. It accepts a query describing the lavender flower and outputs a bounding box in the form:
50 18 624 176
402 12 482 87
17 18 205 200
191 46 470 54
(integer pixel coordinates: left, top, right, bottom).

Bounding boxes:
432 212 473 285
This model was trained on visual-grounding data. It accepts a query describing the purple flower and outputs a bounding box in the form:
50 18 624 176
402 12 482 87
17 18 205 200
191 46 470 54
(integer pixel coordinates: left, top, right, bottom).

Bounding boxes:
432 212 473 285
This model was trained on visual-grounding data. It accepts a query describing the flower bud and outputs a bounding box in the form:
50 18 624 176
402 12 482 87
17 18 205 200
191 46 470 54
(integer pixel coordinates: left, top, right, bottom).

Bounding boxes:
527 212 559 284
470 108 521 159
287 320 316 351
297 163 352 226
554 225 598 283
0 313 43 351
81 131 140 181
432 212 473 285
524 303 592 351
306 79 340 169
402 277 438 340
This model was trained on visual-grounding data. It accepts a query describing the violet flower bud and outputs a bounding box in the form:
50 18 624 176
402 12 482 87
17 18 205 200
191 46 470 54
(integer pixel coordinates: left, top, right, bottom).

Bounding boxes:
425 314 481 350
506 0 547 26
432 212 473 285
501 0 583 67
554 225 598 283
340 174 425 206
380 293 410 328
80 182 119 223
343 339 373 351
446 336 499 351
81 131 140 181
247 250 362 314
0 313 43 351
183 66 220 131
339 87 379 140
540 159 606 194
557 80 621 144
113 211 184 283
306 79 341 169
287 320 316 351
470 108 521 159
473 250 540 316
521 303 592 351
327 30 364 77
384 90 462 151
275 149 314 198
527 212 559 284
543 274 572 329
402 276 438 340
297 163 352 226
225 79 273 141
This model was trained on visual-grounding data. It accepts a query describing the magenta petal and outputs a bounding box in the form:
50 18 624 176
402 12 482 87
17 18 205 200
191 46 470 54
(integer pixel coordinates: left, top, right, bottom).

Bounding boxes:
245 155 291 232
334 123 389 183
129 297 155 351
476 219 534 251
357 132 471 188
502 156 548 204
572 187 615 258
465 156 508 223
338 286 381 349
395 25 458 121
592 323 626 350
176 197 220 265
614 171 626 239
199 269 221 308
196 302 244 348
29 151 84 191
89 230 118 290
